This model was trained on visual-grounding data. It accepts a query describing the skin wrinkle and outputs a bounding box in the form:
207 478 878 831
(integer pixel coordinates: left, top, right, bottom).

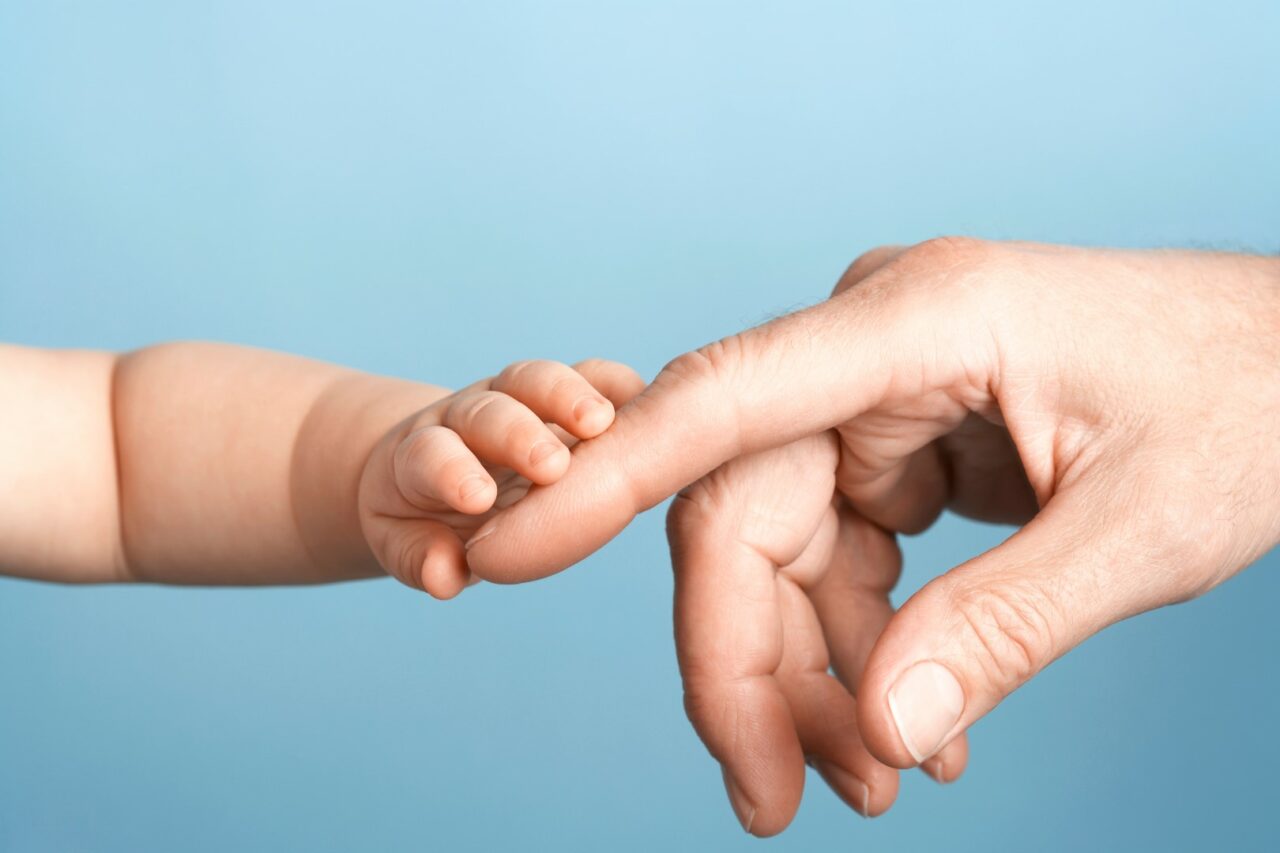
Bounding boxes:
107 353 133 583
496 359 537 387
449 391 504 434
289 370 377 579
739 509 810 578
686 341 750 453
938 418 1036 523
803 300 865 420
952 583 1048 696
777 507 840 593
629 351 741 508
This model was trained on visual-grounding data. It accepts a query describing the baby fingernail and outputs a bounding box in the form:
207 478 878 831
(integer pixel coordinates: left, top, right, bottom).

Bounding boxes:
464 520 497 551
811 759 872 817
529 440 563 466
572 395 609 421
459 476 490 501
887 660 965 763
721 766 756 834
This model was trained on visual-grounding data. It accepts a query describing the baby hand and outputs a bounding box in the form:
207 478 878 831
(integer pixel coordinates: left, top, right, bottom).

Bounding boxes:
358 358 643 599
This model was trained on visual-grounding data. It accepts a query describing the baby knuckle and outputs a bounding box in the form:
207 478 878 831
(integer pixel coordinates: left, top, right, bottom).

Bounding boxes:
385 528 426 590
502 422 543 455
452 390 504 428
394 429 438 480
396 428 427 462
496 360 539 386
549 373 585 401
572 357 610 375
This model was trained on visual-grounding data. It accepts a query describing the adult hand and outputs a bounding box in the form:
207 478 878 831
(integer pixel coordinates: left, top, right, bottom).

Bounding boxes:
665 432 972 830
466 238 1280 833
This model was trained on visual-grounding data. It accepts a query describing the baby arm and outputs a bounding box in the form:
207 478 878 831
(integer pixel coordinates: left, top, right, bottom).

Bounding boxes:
0 342 640 593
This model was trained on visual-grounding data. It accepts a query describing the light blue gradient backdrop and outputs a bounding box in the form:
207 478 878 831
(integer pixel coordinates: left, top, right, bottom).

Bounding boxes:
2 2 1278 850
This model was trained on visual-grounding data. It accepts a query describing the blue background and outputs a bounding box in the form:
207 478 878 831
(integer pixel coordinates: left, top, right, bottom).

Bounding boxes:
2 1 1278 850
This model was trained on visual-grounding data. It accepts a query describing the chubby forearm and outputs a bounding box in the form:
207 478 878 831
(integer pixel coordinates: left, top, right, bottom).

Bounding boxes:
0 344 124 581
0 341 448 585
115 342 450 584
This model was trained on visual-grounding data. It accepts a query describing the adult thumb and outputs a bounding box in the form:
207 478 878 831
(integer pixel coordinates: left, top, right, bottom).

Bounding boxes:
855 489 1160 768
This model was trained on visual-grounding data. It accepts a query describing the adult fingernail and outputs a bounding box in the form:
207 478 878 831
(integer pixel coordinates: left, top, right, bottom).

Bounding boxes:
464 520 497 551
529 440 563 466
810 759 871 818
572 394 609 422
887 660 965 763
459 475 490 501
922 756 948 784
721 766 756 834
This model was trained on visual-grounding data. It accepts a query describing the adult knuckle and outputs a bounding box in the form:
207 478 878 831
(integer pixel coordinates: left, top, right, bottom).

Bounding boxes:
847 245 889 276
1099 457 1224 605
950 579 1057 690
908 235 993 269
666 476 748 575
914 237 1000 290
665 491 699 540
681 679 732 735
893 236 1017 332
1152 499 1214 571
659 348 716 388
655 340 749 456
662 337 744 390
666 486 713 551
848 520 903 595
1133 496 1221 604
834 244 899 295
